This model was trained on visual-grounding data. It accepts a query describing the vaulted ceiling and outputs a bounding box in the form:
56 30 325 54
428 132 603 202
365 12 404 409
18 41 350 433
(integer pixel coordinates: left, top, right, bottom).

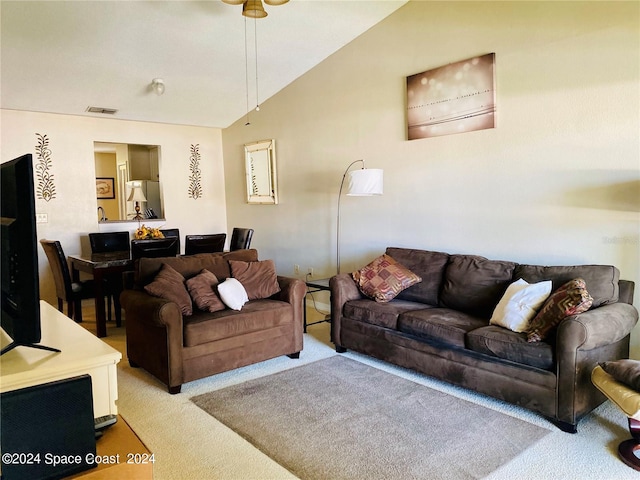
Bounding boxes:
1 0 407 128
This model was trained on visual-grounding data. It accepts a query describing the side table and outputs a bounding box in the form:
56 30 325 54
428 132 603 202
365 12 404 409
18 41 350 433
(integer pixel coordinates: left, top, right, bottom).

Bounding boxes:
304 278 331 332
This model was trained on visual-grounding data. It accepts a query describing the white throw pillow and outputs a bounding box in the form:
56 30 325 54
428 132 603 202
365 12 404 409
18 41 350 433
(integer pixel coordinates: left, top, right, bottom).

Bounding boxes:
490 278 552 333
217 278 249 311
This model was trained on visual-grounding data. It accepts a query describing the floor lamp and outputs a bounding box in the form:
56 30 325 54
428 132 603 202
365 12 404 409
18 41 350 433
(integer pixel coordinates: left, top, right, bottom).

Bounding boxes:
336 160 383 274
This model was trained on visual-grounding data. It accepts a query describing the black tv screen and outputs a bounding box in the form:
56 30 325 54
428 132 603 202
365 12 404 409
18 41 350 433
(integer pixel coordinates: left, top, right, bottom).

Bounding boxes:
1 154 58 355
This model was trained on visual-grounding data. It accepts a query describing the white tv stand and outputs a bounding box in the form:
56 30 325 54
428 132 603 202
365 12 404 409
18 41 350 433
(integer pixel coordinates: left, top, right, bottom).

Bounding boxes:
0 300 121 418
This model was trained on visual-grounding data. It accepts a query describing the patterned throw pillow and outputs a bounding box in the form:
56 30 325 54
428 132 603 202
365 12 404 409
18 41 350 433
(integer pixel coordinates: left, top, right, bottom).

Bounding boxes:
186 269 226 313
526 278 593 343
144 263 193 316
352 254 422 303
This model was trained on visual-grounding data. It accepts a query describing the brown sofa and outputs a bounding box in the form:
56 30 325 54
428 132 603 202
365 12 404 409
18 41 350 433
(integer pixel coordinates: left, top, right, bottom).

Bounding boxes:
331 247 639 432
120 249 306 393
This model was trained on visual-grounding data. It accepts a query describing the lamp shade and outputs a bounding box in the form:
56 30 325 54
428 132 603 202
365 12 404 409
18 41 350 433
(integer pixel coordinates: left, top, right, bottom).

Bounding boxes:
347 169 383 196
127 185 147 203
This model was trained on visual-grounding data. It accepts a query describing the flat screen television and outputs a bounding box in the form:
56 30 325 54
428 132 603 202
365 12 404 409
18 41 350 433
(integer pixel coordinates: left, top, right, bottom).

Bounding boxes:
1 154 59 355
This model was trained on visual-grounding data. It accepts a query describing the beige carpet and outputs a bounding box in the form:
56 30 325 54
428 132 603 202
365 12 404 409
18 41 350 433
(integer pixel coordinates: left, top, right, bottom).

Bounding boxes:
78 300 639 479
192 356 550 480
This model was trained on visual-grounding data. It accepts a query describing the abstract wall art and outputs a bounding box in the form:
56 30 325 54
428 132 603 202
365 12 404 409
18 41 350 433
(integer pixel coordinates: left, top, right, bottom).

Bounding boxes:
407 53 496 140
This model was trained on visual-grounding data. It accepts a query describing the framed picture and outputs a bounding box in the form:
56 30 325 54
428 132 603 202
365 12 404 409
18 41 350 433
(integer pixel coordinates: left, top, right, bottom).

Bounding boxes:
96 177 115 199
407 53 496 140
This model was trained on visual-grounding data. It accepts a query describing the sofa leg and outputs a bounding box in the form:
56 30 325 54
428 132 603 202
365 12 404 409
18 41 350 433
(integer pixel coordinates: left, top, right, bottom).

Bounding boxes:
552 419 577 433
168 385 181 394
287 352 300 359
335 345 347 353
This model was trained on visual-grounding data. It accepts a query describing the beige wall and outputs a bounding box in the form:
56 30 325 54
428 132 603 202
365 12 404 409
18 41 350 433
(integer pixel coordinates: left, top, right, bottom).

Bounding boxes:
222 1 640 354
1 110 227 302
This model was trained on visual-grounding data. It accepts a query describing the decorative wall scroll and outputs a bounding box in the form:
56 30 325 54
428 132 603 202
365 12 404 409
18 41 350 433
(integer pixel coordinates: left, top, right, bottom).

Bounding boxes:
188 144 202 199
406 53 496 140
34 133 56 201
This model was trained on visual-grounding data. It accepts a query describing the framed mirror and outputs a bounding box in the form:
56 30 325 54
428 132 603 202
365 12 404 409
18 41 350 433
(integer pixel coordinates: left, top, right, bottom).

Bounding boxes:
94 142 164 221
245 139 278 205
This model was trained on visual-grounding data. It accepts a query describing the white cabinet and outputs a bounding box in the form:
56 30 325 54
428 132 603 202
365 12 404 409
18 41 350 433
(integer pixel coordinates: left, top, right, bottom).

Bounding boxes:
0 301 121 418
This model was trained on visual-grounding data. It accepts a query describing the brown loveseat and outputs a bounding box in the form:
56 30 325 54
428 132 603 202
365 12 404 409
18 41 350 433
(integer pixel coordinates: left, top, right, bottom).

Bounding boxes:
120 249 306 393
331 247 639 432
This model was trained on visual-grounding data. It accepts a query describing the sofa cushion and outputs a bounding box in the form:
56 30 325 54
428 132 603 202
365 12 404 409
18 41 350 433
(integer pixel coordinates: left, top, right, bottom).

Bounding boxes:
144 263 192 316
344 298 427 330
230 259 281 300
217 278 249 311
136 249 259 287
439 254 516 319
466 326 555 370
352 254 422 303
600 359 640 391
526 278 593 343
513 264 619 308
385 248 449 305
183 299 293 347
397 308 487 348
186 269 226 313
489 279 552 333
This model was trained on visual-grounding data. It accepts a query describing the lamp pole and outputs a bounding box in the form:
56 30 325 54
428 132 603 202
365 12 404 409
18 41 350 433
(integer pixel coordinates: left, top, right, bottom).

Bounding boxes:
336 160 365 274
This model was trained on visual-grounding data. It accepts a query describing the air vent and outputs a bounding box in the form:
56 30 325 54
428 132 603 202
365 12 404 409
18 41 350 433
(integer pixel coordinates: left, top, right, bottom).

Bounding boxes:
86 106 118 115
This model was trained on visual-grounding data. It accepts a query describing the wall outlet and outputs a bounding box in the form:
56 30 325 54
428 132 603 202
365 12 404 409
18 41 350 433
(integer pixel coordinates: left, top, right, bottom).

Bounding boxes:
307 267 314 278
294 264 300 275
36 213 48 223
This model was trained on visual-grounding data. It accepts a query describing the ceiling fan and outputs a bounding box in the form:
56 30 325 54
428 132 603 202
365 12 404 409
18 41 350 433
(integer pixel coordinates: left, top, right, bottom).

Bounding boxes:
222 0 289 19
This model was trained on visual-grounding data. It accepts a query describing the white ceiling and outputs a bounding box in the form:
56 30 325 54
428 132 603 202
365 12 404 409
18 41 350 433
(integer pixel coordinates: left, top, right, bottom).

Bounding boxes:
1 0 407 128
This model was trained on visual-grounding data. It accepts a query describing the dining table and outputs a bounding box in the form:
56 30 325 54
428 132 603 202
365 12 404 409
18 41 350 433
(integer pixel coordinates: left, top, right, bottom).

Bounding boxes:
68 251 133 338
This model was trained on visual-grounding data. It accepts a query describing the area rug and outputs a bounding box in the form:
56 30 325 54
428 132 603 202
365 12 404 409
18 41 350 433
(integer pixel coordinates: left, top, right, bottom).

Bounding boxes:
192 356 551 480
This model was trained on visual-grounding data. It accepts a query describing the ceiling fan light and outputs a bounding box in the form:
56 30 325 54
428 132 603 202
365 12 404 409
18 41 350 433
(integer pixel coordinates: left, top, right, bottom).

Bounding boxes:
221 0 246 5
264 0 289 5
242 0 268 18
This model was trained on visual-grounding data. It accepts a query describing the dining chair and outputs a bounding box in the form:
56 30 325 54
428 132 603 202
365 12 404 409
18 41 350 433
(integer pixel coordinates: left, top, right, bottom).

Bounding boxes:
230 228 254 251
40 239 105 323
160 228 180 253
88 231 130 326
88 231 130 253
131 237 180 260
184 234 226 255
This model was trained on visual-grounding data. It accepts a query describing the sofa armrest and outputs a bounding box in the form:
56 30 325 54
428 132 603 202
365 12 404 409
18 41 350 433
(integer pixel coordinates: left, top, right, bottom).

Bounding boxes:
330 273 364 347
120 289 185 389
555 302 638 427
557 302 639 352
275 276 306 353
120 289 183 329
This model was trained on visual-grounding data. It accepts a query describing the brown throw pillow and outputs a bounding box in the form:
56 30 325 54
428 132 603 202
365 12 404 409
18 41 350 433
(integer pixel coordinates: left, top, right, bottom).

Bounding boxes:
186 269 225 313
526 278 593 343
600 359 640 392
144 263 192 316
229 259 281 300
352 254 422 303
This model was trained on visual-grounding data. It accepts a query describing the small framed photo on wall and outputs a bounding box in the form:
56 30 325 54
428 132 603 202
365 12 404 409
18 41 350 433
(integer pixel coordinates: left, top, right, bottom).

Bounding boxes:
96 177 115 199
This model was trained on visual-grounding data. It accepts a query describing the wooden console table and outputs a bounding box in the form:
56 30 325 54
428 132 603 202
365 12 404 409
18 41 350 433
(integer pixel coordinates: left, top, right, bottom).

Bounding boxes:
0 301 122 418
